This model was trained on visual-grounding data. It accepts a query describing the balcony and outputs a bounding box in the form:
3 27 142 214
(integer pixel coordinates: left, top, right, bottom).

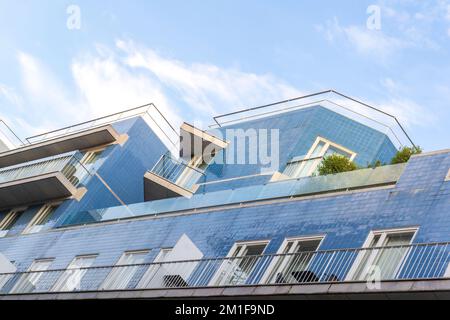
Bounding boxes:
59 163 405 227
0 151 89 209
0 104 178 169
179 122 228 161
144 152 205 201
0 242 449 299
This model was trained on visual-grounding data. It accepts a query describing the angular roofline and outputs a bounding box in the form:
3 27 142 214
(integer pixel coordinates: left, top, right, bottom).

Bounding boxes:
211 89 416 149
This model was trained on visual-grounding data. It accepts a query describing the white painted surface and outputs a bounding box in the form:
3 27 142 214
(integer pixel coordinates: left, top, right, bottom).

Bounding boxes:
139 234 203 288
0 253 16 273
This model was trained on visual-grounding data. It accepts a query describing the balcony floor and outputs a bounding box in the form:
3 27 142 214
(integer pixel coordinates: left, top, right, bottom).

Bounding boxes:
0 125 120 169
2 279 449 300
0 172 78 209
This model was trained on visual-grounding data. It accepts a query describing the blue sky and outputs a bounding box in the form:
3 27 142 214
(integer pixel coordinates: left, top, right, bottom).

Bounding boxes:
0 0 450 151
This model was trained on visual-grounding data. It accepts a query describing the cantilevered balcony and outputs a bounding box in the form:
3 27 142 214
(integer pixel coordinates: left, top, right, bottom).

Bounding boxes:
180 122 228 161
0 151 88 209
144 152 205 201
0 242 449 299
0 104 167 169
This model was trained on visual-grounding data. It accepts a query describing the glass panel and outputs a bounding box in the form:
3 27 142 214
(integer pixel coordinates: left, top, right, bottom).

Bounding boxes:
325 146 351 158
351 235 381 280
0 211 23 231
352 233 414 281
57 164 406 228
373 233 414 280
11 260 53 293
267 240 321 284
311 142 326 157
52 256 96 292
36 206 58 226
137 249 173 289
225 244 266 285
101 251 148 290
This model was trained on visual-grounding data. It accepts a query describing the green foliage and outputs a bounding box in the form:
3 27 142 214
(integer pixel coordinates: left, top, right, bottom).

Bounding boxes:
390 146 422 164
317 154 358 176
367 160 383 169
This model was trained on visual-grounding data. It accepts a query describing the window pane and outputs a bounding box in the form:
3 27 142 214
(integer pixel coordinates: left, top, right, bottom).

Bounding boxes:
214 243 267 286
11 259 53 293
267 240 321 284
52 256 96 292
351 232 414 281
311 142 326 157
101 251 148 290
373 233 414 279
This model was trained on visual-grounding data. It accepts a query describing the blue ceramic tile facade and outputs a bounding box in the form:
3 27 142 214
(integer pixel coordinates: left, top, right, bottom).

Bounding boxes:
0 105 447 278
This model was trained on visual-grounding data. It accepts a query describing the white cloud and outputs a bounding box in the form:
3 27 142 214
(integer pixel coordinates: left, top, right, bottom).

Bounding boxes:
2 39 430 150
5 41 302 140
0 84 22 110
17 52 85 131
116 40 302 118
316 18 410 60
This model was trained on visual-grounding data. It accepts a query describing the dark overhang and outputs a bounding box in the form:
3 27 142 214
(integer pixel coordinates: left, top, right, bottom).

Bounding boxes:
0 172 81 210
0 125 120 169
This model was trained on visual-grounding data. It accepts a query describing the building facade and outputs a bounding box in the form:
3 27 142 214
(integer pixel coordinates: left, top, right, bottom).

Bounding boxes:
0 93 449 300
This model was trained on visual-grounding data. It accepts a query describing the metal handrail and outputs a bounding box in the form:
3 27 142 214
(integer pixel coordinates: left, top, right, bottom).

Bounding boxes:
212 90 416 148
0 242 448 295
0 103 179 156
0 120 24 147
149 152 206 191
0 151 91 188
25 103 178 146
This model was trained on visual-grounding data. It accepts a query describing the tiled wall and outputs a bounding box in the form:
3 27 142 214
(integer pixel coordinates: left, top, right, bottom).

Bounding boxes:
0 117 168 238
204 106 398 189
0 150 448 272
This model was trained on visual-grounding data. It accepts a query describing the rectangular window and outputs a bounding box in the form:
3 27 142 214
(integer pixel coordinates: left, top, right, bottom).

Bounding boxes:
137 248 173 289
51 255 97 292
211 241 268 286
101 250 149 290
10 259 53 294
24 204 59 234
261 236 324 284
81 150 103 166
346 228 417 281
281 137 356 179
0 209 25 237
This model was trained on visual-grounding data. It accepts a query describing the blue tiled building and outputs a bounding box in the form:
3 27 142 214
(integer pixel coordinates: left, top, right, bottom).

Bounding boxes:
0 94 449 299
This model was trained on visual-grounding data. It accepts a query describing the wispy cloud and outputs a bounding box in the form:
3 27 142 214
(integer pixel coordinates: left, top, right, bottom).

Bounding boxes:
3 41 302 138
0 39 431 147
316 17 411 60
117 40 302 119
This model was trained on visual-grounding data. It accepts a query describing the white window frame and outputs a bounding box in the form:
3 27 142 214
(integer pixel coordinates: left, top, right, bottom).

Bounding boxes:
10 258 54 294
260 235 325 284
209 240 269 286
51 255 98 292
0 207 26 237
281 136 357 179
137 248 174 289
445 263 450 278
80 147 105 166
346 227 418 281
23 203 60 234
101 250 150 290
